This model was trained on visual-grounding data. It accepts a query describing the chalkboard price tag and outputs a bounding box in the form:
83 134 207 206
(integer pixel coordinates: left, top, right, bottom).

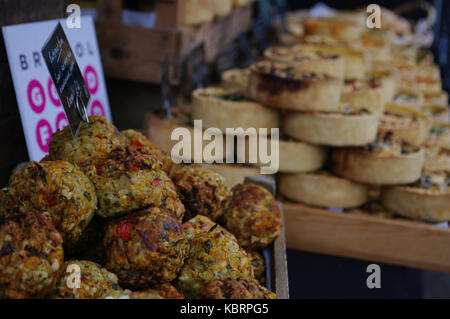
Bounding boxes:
42 22 90 137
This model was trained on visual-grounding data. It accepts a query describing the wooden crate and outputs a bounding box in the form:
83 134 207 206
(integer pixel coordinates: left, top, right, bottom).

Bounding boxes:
284 202 450 273
95 0 253 84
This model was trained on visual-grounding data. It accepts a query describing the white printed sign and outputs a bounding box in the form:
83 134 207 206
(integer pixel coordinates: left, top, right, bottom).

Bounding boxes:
2 16 112 161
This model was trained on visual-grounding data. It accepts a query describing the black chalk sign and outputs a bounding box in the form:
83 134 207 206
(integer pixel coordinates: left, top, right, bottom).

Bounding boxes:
42 23 90 137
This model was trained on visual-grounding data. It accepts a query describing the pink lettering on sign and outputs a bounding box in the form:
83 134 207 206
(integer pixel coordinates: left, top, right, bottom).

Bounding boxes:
27 79 46 113
89 100 105 117
84 65 98 95
35 119 52 153
48 77 61 107
55 112 68 131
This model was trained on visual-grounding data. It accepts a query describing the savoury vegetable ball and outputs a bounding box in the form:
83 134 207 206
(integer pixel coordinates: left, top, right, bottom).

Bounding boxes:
175 221 255 298
103 207 189 289
247 250 266 286
0 211 64 299
201 278 277 299
122 129 173 174
5 161 97 246
221 184 281 249
49 116 126 173
86 146 184 221
182 214 218 239
50 260 120 299
172 165 231 221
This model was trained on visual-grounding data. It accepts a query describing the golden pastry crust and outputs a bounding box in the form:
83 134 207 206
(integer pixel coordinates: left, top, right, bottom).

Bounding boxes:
331 134 425 185
283 108 378 146
248 61 342 112
416 76 442 94
341 78 384 113
202 164 264 187
378 103 431 146
392 91 424 109
192 87 279 132
292 43 368 79
146 110 228 163
183 0 214 25
304 17 363 42
365 69 398 105
264 46 344 78
221 68 250 93
425 123 450 149
380 172 450 222
422 105 449 123
221 183 281 249
423 91 448 108
418 65 441 80
279 172 368 208
244 137 327 173
424 147 450 173
201 278 277 299
372 60 416 92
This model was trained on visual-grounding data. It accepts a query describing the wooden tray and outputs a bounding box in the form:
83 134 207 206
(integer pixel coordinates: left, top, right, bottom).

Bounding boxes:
95 0 253 84
283 201 450 273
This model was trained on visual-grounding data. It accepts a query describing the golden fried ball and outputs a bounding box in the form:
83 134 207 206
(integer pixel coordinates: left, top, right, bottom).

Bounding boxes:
5 161 97 246
221 184 281 249
86 147 184 221
0 211 64 298
50 260 120 299
172 165 231 221
103 207 189 289
175 221 254 298
49 116 126 173
122 129 173 174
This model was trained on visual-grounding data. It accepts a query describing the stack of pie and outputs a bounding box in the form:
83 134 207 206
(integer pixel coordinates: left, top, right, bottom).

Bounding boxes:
145 6 449 223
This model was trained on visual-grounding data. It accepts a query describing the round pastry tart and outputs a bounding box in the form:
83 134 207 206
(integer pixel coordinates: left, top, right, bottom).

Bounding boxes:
183 0 214 25
392 90 423 109
192 87 279 132
422 105 449 123
293 44 368 79
418 65 441 80
221 68 249 94
283 107 378 147
378 103 431 146
304 17 363 42
341 78 384 113
279 171 369 208
212 0 231 16
245 136 327 173
416 76 442 94
380 171 450 222
357 30 392 62
247 61 342 112
202 164 270 187
372 60 416 91
425 123 450 149
146 108 229 163
365 69 398 105
264 46 344 78
331 132 425 185
424 146 450 173
423 91 448 108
